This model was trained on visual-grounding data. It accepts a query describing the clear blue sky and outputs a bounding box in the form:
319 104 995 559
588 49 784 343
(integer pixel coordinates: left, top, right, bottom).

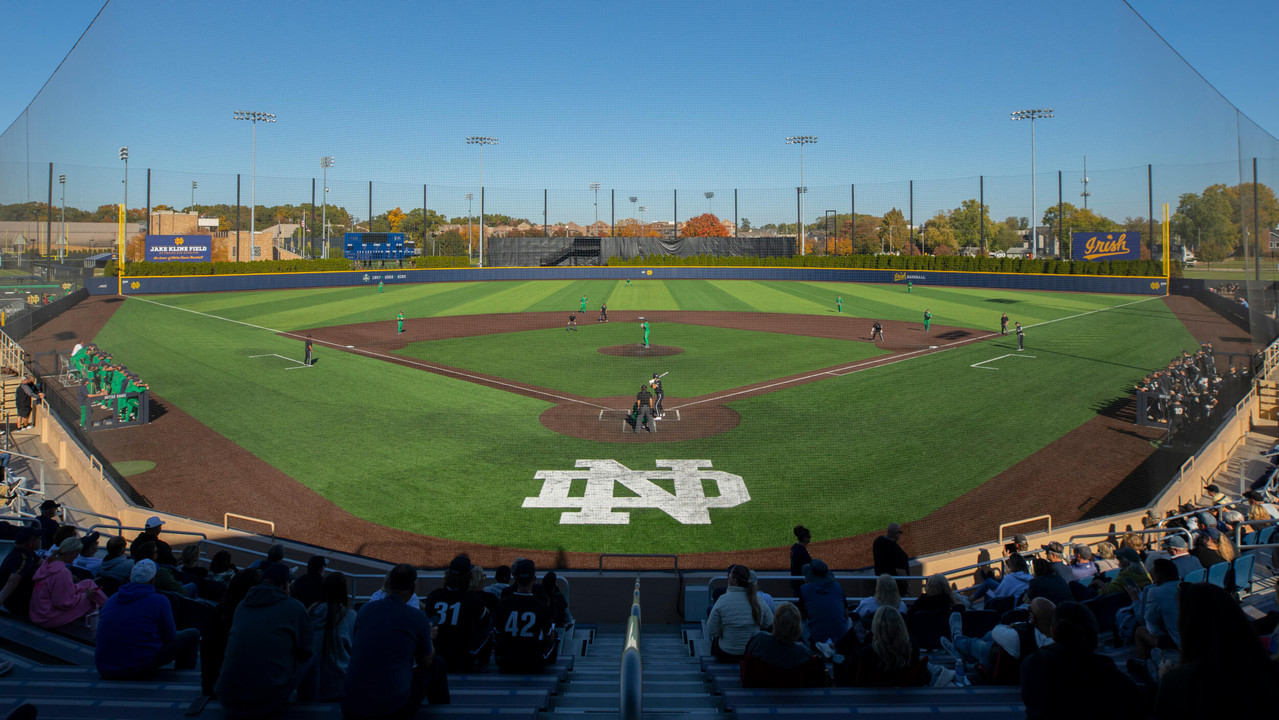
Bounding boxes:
2 0 1277 226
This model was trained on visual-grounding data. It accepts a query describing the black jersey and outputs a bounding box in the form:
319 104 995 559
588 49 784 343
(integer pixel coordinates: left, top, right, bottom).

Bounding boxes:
495 591 556 673
426 586 492 672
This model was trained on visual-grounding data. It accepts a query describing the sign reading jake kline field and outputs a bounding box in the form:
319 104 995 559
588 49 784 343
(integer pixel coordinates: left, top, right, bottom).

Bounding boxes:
145 235 212 262
1072 231 1140 262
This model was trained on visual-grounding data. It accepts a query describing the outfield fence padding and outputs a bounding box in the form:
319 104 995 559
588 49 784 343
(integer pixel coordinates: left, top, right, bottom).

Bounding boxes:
89 267 1169 296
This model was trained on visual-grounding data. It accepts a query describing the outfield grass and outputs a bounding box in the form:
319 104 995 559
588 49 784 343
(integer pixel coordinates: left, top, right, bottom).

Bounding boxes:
93 280 1194 553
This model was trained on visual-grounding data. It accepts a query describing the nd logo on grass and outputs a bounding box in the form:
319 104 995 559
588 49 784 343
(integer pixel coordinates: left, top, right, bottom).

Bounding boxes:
524 460 749 524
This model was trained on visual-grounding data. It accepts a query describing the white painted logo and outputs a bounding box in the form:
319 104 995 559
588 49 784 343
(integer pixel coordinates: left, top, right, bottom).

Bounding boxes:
523 460 749 524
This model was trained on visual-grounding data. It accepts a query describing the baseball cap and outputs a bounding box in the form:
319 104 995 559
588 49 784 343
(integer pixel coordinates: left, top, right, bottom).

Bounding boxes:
262 563 293 586
1042 541 1065 554
1012 533 1028 547
1164 535 1189 549
513 558 536 581
1200 527 1221 541
449 555 474 575
1116 547 1142 564
131 559 157 583
1074 544 1093 559
144 516 164 529
39 499 59 511
804 559 831 580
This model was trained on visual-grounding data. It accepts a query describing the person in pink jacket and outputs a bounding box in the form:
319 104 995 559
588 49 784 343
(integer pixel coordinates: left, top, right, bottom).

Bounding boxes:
30 536 106 629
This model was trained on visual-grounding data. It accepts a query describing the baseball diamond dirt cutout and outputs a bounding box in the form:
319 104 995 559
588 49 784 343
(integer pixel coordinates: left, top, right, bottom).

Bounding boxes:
292 310 983 442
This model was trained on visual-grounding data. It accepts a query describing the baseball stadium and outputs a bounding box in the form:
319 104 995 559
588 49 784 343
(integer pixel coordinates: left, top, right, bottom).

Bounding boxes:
1 2 1278 718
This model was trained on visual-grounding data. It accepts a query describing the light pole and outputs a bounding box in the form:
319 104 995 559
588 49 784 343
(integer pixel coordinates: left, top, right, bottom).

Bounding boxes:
466 136 497 267
320 156 333 259
639 206 647 228
1080 154 1090 210
629 197 638 228
119 147 128 226
590 182 601 229
786 135 817 255
465 193 474 259
234 110 276 261
704 191 714 214
1010 108 1052 258
58 174 66 261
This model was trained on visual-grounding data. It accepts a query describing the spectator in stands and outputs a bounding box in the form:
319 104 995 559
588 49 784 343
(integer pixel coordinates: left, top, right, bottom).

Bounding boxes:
872 523 909 579
542 571 572 629
749 569 776 614
176 545 208 584
1092 541 1120 573
789 524 812 595
497 558 549 605
1190 528 1226 568
15 374 42 430
969 552 1032 603
29 536 106 629
942 598 1054 681
1091 547 1151 597
707 564 773 663
470 565 500 620
1067 544 1099 582
485 565 511 599
215 564 315 718
1214 529 1238 563
206 550 237 586
48 525 78 559
742 603 827 688
72 531 103 576
249 544 287 573
300 571 354 702
129 516 173 566
97 535 134 587
840 607 927 687
1154 583 1279 715
495 559 558 674
906 574 966 629
1159 535 1200 578
36 499 61 551
342 564 449 717
1020 601 1143 719
133 541 192 597
1132 558 1180 664
94 559 199 679
799 560 851 648
0 527 41 617
1120 532 1147 556
201 568 261 698
1039 541 1074 582
425 555 493 674
853 573 908 622
291 555 327 609
1026 558 1072 606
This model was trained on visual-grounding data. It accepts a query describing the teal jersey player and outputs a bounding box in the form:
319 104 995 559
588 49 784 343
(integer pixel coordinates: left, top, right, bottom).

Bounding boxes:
397 312 405 334
642 320 650 348
836 296 843 313
580 295 588 312
923 309 932 332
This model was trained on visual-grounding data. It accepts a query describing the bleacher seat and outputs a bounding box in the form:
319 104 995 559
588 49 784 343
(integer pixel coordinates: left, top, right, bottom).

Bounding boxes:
1231 554 1256 594
907 610 948 650
1081 592 1129 637
1205 561 1230 588
1184 567 1207 584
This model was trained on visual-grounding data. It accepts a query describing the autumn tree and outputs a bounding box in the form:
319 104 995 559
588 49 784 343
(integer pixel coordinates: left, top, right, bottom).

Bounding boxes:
1172 190 1235 262
879 208 909 252
949 199 993 251
386 207 406 232
683 213 729 237
923 211 957 253
739 218 752 232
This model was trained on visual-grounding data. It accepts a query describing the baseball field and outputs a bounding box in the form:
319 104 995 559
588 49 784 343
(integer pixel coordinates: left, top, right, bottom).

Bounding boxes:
71 277 1202 562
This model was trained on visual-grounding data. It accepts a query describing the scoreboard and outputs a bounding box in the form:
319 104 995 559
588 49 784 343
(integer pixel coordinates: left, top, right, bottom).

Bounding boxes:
344 232 408 261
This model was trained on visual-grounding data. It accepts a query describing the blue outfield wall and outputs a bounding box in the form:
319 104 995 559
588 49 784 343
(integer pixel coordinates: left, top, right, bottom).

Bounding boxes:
87 266 1169 296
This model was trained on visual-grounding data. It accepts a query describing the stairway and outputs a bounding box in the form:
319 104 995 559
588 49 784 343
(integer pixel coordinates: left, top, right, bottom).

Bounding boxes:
1257 379 1279 422
544 624 719 718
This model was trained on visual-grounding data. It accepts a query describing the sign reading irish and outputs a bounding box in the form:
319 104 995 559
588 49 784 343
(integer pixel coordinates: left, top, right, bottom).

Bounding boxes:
144 235 212 262
1072 231 1140 262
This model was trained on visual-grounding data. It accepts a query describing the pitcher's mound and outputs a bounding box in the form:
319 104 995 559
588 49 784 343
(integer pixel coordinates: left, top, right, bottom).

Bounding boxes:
598 344 684 357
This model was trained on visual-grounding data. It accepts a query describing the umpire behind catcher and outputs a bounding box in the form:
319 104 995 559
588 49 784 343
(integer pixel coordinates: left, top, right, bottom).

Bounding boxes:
634 384 656 434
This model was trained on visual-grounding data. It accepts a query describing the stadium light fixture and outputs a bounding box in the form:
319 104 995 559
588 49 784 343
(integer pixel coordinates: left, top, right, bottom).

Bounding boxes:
590 182 601 226
234 111 277 261
786 136 817 255
119 147 128 223
705 191 714 214
321 156 334 258
465 137 497 267
1010 108 1053 257
191 180 198 212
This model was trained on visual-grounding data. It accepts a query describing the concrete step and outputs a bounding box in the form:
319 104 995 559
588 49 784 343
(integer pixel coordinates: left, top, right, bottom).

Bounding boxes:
551 692 720 710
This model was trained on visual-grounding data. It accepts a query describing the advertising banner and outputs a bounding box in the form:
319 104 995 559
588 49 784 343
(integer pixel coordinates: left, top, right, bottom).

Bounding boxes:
145 235 212 262
1072 231 1141 261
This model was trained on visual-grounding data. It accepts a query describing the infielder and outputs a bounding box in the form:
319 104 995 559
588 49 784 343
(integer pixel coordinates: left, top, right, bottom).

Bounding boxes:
923 309 932 333
397 312 405 334
871 320 884 342
836 296 843 313
1016 322 1025 351
580 295 588 313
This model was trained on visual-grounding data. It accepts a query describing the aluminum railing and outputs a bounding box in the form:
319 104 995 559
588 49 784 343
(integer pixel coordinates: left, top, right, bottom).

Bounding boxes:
58 504 121 534
599 553 678 574
620 579 642 720
1068 527 1193 548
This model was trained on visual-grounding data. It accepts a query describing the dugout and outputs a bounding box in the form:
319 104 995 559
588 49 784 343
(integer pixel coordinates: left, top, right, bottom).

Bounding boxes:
486 235 795 267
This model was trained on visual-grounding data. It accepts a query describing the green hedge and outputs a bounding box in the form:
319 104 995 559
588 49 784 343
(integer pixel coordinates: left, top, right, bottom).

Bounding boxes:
412 256 470 268
606 253 1170 276
107 258 356 277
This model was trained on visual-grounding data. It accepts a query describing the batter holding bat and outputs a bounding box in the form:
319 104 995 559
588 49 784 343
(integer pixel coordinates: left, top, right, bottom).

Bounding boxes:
649 372 666 419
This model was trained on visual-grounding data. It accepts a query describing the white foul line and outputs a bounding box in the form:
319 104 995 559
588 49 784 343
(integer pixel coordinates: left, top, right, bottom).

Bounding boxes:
130 296 611 410
971 353 1037 370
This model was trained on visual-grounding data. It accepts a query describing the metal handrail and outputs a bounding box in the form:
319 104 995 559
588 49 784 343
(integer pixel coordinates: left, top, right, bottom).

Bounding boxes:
1155 500 1246 528
998 514 1052 546
1236 516 1279 549
58 504 122 534
599 553 678 574
1068 527 1193 548
223 512 275 537
0 512 38 528
620 578 641 720
2 448 45 491
89 524 208 541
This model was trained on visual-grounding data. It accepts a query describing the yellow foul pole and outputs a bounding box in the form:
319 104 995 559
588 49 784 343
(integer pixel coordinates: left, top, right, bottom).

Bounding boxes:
1162 202 1170 295
117 203 125 296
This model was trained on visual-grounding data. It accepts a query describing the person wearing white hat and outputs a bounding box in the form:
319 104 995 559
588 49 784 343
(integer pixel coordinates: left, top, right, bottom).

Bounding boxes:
130 516 173 565
95 559 200 679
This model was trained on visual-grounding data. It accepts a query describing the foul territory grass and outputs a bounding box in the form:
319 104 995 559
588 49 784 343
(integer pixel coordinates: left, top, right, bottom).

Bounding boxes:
92 280 1194 554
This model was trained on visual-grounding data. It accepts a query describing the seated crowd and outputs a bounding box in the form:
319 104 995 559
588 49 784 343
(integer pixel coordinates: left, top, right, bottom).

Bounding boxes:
0 511 571 719
702 515 1279 716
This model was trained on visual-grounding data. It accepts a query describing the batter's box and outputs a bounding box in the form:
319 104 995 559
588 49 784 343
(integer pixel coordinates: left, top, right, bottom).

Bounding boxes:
598 407 681 433
249 353 313 371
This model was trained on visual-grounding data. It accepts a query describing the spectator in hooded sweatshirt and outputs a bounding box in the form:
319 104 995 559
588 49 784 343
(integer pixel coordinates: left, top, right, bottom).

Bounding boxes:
29 537 106 629
95 559 199 679
97 536 136 587
799 560 852 648
215 563 314 718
